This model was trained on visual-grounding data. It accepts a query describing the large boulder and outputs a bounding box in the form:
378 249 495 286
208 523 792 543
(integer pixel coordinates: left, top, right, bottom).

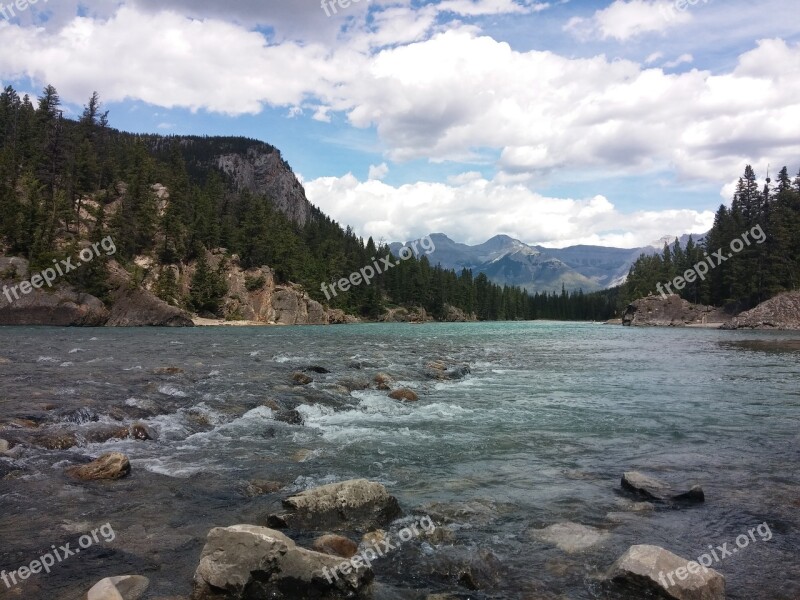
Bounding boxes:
606 544 725 600
87 575 149 600
722 291 800 330
268 479 402 531
622 471 704 504
66 452 131 481
191 525 372 600
622 294 727 327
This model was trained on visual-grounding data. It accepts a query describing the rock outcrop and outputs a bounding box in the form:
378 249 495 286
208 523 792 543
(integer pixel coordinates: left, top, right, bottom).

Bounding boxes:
268 479 402 531
106 261 194 327
606 544 725 600
216 145 315 227
0 258 108 326
191 525 372 600
722 291 800 330
622 295 727 327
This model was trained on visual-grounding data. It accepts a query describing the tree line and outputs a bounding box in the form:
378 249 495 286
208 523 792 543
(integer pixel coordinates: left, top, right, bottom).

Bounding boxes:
0 84 618 321
623 165 800 309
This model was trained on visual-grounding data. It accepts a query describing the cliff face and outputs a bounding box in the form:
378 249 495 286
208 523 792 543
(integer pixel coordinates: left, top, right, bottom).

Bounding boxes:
216 147 315 226
722 291 800 330
142 250 340 326
622 294 728 327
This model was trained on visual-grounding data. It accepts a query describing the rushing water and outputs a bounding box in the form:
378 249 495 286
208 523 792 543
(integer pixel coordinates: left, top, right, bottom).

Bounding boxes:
0 322 798 600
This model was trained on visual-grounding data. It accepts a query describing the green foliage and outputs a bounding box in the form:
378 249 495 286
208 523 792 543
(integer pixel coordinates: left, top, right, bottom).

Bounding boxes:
245 274 267 292
188 253 228 315
0 83 620 321
623 164 800 310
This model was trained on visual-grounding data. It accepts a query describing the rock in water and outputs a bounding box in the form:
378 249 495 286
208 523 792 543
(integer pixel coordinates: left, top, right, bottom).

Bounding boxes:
292 372 313 385
621 471 704 504
312 534 359 558
607 544 725 600
66 452 131 481
388 388 419 402
268 479 402 531
87 575 149 600
530 522 609 553
191 525 372 599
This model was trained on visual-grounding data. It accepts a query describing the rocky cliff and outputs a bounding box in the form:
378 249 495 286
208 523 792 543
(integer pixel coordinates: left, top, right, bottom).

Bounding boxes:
216 146 315 226
622 294 729 327
140 250 346 326
721 291 800 330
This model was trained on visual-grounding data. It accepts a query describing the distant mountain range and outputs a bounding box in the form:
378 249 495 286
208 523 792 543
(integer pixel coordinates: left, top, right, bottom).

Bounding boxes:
390 233 706 294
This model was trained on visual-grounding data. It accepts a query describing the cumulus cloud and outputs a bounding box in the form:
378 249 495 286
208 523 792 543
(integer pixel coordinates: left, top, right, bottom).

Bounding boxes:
304 173 714 246
368 162 390 180
565 0 692 41
3 8 797 188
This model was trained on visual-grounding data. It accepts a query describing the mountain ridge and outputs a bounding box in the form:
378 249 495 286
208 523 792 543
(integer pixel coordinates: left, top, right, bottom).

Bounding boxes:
390 233 706 293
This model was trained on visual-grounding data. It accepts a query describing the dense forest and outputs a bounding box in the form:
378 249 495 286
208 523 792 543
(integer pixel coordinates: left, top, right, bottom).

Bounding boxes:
0 85 618 322
623 165 800 310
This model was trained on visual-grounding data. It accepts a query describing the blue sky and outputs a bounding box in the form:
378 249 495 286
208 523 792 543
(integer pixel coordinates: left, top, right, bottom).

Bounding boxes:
1 0 798 247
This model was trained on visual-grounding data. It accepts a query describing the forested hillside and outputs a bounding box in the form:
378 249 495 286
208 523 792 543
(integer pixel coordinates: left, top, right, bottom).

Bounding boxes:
623 165 800 309
0 85 617 322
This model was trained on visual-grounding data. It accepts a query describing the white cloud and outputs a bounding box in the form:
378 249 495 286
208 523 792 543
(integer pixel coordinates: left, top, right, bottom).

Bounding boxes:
565 0 691 42
645 51 664 64
663 53 693 68
304 173 715 247
368 162 390 180
3 10 798 191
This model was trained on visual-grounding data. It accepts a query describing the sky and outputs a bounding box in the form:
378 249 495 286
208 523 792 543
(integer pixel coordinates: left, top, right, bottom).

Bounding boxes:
1 0 798 248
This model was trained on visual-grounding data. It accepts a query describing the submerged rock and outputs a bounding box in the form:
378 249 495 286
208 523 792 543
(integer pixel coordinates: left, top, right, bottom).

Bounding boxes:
530 522 609 553
32 431 79 450
275 408 304 425
87 575 149 600
373 373 393 390
312 534 359 558
66 452 131 481
292 372 313 386
388 388 419 402
424 361 471 380
622 471 704 504
606 544 725 600
244 479 284 497
191 525 372 599
268 479 402 531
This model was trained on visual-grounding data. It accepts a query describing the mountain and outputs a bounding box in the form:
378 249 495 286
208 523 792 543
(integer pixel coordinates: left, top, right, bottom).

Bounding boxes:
391 234 679 293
